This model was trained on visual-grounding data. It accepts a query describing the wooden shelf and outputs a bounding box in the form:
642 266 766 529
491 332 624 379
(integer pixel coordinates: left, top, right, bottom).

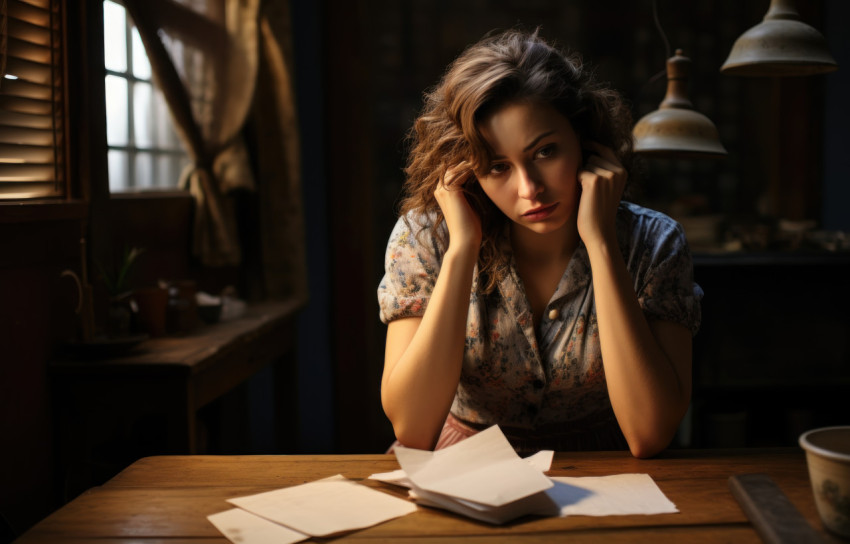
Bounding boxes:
50 297 305 498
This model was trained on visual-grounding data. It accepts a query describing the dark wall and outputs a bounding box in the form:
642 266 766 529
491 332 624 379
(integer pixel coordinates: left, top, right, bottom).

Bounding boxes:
691 253 850 448
0 211 85 537
822 0 850 231
291 1 335 453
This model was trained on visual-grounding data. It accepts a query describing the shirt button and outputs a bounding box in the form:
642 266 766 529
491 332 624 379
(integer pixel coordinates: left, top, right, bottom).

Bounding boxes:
548 308 559 320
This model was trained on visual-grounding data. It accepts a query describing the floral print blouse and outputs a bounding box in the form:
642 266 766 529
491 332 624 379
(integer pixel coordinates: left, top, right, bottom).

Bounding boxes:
378 201 703 438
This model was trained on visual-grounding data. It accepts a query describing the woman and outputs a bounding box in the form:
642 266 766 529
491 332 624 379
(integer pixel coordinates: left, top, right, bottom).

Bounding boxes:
377 29 702 458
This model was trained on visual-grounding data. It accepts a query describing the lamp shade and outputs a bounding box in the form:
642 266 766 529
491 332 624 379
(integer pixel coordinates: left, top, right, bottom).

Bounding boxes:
720 0 837 76
633 50 727 159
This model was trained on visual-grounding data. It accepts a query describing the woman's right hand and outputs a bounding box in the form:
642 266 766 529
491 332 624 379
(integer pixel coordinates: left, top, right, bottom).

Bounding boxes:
434 162 482 250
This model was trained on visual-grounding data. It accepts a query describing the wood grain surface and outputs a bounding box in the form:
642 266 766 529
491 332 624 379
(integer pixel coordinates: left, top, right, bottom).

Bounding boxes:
16 449 844 543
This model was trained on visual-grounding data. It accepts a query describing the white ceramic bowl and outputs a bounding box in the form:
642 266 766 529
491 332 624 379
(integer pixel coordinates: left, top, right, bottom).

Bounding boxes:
799 426 850 537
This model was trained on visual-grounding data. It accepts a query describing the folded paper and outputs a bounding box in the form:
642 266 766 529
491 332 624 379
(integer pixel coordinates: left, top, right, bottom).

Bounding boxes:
384 425 556 523
394 425 554 507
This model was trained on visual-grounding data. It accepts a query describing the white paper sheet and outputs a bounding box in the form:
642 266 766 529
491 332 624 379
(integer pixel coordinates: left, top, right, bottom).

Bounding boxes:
227 474 417 537
394 425 553 507
549 473 679 516
207 508 308 544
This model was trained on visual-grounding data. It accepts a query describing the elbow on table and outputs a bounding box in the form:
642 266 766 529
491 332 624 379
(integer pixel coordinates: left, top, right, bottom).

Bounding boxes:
626 425 679 459
390 420 441 451
382 393 444 450
628 440 666 459
384 407 441 450
395 433 436 451
624 400 690 458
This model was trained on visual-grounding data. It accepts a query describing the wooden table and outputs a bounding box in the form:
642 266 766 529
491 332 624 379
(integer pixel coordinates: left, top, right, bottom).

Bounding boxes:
15 448 843 543
50 298 304 497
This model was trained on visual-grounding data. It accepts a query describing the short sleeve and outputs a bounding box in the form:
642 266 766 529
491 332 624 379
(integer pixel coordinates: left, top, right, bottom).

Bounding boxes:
634 215 703 336
377 212 444 324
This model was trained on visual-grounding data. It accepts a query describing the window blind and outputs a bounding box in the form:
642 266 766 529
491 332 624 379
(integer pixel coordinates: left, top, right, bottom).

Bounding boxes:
0 0 66 200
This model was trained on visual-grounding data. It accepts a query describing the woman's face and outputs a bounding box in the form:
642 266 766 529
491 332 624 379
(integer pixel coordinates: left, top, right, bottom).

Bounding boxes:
476 100 583 236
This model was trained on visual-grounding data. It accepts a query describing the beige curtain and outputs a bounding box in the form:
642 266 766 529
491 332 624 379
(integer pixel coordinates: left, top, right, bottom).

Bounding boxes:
124 0 307 299
124 0 259 267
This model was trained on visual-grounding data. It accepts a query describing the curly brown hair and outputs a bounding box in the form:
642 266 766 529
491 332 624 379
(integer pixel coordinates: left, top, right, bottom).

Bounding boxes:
399 28 636 294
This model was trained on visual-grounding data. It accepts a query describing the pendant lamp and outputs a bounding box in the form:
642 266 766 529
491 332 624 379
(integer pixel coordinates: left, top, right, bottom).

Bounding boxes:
633 50 727 159
721 0 837 76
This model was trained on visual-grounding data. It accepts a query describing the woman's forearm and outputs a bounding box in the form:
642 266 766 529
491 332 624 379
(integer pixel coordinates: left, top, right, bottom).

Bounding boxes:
381 243 479 449
586 239 691 458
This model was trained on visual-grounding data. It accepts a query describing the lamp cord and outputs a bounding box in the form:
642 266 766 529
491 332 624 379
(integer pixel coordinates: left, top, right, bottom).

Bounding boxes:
652 0 672 60
636 0 672 98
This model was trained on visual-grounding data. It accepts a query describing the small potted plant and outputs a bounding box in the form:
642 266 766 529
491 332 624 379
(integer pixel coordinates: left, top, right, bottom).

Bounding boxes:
98 246 145 337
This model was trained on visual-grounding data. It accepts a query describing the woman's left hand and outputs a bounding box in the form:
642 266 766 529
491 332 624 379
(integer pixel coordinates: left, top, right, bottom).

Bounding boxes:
576 142 627 248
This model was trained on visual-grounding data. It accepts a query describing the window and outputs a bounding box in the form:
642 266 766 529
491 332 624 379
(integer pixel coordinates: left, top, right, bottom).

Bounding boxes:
102 0 188 192
0 0 67 200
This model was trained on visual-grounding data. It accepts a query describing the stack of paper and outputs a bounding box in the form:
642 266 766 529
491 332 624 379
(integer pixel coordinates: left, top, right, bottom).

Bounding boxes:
370 425 559 524
369 425 679 524
208 474 417 544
